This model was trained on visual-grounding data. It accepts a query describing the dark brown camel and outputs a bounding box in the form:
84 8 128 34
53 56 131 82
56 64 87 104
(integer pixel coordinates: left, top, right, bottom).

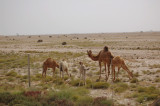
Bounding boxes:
42 58 59 77
87 46 114 80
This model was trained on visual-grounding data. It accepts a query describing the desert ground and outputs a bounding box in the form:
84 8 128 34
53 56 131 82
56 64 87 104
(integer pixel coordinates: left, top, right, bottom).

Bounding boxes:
0 32 160 106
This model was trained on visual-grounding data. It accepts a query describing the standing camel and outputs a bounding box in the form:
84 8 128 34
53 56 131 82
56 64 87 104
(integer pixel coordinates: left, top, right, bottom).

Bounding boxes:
112 56 133 81
59 60 71 78
79 62 87 85
42 58 59 77
87 46 114 80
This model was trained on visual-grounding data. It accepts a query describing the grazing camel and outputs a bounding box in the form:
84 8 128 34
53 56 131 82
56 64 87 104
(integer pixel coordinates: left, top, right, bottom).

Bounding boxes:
79 62 87 85
59 60 71 78
112 56 133 81
87 46 114 80
42 58 59 77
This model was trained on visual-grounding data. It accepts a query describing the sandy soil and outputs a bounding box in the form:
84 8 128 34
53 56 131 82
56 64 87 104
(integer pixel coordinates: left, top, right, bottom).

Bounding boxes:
0 32 160 105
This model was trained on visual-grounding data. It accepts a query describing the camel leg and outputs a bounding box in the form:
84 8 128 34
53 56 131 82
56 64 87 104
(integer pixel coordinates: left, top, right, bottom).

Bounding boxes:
104 62 107 74
107 64 110 80
45 71 47 78
60 71 62 78
99 62 102 80
105 63 109 81
117 67 121 79
65 69 70 77
52 67 55 77
42 66 47 77
62 70 64 78
112 65 115 81
84 70 86 85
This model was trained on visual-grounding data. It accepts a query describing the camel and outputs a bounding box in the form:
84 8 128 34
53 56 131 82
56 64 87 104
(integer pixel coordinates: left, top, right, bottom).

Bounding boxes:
112 56 133 81
42 58 59 77
87 46 114 80
79 62 87 85
59 60 71 78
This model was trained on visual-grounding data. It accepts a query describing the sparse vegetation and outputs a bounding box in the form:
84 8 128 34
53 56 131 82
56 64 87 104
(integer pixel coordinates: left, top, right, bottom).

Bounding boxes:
91 82 110 89
130 78 138 83
0 33 160 105
149 64 160 69
132 86 160 103
111 82 129 93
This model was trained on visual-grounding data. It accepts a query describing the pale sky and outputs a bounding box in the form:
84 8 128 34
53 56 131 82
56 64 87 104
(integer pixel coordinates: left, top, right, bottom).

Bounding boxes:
0 0 160 35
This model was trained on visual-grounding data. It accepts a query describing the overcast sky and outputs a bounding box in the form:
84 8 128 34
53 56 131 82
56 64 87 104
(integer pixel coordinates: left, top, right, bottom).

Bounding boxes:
0 0 160 35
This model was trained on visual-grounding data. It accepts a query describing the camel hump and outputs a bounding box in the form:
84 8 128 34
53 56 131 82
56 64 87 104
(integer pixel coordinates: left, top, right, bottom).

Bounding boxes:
104 46 108 52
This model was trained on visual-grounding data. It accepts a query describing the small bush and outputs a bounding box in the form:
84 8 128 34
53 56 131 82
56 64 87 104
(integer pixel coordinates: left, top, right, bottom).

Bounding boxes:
44 76 53 82
7 77 15 82
92 82 110 89
76 96 93 106
155 78 160 82
133 72 139 77
52 77 64 85
70 79 83 86
0 92 14 104
21 75 28 79
5 70 17 77
37 39 43 43
0 92 41 106
130 78 138 83
132 86 160 103
93 97 113 106
72 68 78 73
113 83 129 93
62 42 67 45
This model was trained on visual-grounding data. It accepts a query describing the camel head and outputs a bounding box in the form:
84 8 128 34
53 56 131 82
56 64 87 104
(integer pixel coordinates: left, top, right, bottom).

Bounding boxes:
87 50 92 57
104 46 108 52
56 63 59 68
79 62 83 65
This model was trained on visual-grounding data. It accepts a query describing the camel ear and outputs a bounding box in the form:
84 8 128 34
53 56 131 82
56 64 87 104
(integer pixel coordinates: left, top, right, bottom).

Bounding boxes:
87 50 89 54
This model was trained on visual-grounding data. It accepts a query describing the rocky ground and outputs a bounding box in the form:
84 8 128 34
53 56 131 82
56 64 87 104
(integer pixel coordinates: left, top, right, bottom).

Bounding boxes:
0 32 160 105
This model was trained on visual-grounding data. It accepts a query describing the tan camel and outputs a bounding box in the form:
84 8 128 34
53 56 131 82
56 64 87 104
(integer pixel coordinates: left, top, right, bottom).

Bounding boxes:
59 60 71 78
42 58 59 77
87 46 114 80
79 62 87 86
112 56 133 81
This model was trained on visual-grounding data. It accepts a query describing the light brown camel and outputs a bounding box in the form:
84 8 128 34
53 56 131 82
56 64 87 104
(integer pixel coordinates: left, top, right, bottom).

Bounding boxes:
42 58 59 77
87 46 114 80
112 56 133 81
79 62 86 86
59 60 71 78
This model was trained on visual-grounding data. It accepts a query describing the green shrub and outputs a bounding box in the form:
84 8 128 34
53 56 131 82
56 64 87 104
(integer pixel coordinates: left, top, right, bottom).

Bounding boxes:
52 77 64 85
7 77 15 82
70 79 83 86
22 75 28 79
93 97 113 106
92 82 110 89
113 83 129 93
5 70 17 77
76 96 93 106
44 76 53 82
72 68 78 73
132 86 160 103
134 72 139 77
155 78 160 82
0 92 41 106
130 78 138 83
0 92 14 104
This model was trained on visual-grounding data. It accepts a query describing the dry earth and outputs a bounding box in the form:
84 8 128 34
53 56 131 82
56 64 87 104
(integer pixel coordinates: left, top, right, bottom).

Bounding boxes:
0 32 160 105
